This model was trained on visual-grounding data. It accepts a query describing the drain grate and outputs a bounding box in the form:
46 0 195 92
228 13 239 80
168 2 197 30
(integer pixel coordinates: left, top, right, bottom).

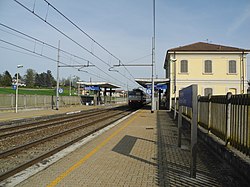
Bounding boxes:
146 127 154 130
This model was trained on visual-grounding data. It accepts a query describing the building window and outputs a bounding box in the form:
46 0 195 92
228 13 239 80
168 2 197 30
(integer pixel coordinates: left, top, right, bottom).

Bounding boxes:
204 60 212 73
204 88 213 96
228 60 236 74
180 60 188 73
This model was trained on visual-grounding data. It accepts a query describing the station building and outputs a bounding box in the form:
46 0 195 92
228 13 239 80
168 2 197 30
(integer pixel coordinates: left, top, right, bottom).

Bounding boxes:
164 42 250 109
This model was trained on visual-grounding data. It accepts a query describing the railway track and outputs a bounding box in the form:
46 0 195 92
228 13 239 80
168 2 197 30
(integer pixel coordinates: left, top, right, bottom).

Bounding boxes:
0 106 134 181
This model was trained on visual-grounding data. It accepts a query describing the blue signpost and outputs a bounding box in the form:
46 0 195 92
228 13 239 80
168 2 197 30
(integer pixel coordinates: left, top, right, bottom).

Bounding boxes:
178 84 198 178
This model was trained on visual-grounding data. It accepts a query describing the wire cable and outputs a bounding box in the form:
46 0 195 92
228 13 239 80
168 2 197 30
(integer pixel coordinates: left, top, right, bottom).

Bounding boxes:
0 38 125 85
44 0 138 82
13 0 137 86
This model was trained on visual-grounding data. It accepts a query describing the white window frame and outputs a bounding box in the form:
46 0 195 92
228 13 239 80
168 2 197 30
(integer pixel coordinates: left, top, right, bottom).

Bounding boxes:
228 60 237 74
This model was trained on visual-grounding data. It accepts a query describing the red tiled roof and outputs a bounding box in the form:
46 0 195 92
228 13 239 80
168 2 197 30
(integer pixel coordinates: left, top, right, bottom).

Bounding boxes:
168 42 250 52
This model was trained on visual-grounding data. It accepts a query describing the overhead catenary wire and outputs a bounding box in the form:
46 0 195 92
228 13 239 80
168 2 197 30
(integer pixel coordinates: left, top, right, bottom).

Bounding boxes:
0 45 45 59
0 38 121 83
13 0 137 86
43 0 120 62
0 23 89 62
0 23 127 85
0 39 107 82
43 0 136 79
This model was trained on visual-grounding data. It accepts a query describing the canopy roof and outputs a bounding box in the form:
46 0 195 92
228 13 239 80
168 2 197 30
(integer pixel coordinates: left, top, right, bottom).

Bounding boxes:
76 81 120 89
135 78 169 88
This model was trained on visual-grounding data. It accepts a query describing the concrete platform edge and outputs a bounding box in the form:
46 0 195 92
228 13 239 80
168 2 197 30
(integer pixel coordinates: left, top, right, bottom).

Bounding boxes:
0 110 138 187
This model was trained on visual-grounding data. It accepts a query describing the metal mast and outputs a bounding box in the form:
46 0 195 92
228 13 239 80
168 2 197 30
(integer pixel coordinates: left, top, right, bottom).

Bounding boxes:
151 0 155 113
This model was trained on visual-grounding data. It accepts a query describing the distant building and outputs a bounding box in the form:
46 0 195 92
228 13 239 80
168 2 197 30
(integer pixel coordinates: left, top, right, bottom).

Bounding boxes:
12 79 26 87
164 42 250 107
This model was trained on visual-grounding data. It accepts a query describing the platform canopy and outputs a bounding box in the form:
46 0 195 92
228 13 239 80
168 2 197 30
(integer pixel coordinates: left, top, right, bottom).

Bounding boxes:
76 81 120 89
135 78 169 88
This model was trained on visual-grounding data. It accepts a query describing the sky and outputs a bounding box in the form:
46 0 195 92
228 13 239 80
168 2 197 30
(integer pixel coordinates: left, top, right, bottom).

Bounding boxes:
0 0 250 90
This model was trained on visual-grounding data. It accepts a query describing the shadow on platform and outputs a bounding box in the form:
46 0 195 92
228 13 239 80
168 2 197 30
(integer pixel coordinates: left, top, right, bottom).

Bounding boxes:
112 135 156 166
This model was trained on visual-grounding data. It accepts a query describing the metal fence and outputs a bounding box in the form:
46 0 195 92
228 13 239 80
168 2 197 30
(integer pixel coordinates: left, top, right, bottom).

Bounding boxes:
0 94 128 111
172 93 250 156
0 94 81 110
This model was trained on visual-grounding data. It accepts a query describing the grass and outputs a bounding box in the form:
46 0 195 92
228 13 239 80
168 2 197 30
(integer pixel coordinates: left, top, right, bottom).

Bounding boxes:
0 87 76 96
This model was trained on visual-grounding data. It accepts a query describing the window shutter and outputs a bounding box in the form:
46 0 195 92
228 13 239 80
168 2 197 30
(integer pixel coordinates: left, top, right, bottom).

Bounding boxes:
180 60 188 73
229 60 236 73
204 60 212 73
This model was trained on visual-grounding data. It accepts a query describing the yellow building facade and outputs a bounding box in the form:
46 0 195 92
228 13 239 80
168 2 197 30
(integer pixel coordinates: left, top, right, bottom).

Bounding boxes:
164 42 250 107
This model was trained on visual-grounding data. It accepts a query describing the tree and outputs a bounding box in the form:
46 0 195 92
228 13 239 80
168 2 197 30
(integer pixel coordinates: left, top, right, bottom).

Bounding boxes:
1 71 12 86
34 70 56 88
24 69 36 87
72 76 80 88
13 73 22 81
0 73 2 86
64 77 71 87
46 70 56 88
35 72 46 87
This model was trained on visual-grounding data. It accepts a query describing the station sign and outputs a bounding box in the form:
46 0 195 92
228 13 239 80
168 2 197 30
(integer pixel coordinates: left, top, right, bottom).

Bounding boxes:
178 84 198 178
12 85 17 90
58 88 64 94
146 88 152 95
146 84 167 90
85 85 100 91
179 85 192 108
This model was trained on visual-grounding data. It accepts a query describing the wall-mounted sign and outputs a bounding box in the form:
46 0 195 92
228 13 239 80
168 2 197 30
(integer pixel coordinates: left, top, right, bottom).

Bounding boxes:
58 88 64 94
146 84 167 90
85 85 100 91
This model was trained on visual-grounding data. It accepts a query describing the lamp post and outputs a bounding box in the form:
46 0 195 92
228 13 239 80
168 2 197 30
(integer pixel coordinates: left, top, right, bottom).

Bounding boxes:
15 64 23 113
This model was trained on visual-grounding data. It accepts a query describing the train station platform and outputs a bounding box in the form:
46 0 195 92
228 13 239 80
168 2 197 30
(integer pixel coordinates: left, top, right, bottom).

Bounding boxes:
2 108 249 186
0 105 110 124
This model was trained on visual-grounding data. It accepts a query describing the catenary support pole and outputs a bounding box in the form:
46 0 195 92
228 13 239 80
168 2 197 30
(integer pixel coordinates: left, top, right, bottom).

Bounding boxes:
56 40 60 110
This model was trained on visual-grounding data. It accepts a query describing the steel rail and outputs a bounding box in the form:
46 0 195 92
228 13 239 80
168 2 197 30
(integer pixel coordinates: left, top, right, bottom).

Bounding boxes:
0 108 104 133
0 109 128 158
0 109 133 181
0 110 110 139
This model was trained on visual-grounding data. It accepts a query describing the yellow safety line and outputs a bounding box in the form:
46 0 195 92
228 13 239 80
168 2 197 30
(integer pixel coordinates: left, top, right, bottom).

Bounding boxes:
47 110 141 187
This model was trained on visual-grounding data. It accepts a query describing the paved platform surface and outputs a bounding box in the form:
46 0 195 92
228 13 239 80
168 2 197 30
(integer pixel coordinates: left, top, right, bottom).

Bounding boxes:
3 108 249 186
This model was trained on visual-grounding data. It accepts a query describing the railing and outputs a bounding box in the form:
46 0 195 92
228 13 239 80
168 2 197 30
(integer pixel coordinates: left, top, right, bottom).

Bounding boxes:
0 94 128 110
172 93 250 156
0 94 81 110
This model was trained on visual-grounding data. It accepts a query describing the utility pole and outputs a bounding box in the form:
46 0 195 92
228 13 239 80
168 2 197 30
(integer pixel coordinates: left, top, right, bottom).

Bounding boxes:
69 74 71 96
151 0 155 113
15 65 23 113
56 40 60 110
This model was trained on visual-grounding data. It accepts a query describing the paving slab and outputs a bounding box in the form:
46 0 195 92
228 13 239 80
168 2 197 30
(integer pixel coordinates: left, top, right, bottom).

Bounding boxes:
4 109 248 187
